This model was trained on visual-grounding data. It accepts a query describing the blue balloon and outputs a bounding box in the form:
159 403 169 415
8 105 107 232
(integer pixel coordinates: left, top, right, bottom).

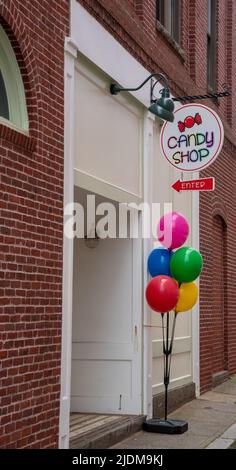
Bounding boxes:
148 247 172 277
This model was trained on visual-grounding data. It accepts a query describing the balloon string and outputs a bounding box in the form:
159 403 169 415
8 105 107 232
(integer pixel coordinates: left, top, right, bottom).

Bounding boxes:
162 311 178 420
164 312 169 420
167 311 177 378
144 307 178 329
161 313 165 353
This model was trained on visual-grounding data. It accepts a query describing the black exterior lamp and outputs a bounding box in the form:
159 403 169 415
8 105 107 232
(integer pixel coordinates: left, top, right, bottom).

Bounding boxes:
149 86 175 122
110 73 175 122
111 74 231 121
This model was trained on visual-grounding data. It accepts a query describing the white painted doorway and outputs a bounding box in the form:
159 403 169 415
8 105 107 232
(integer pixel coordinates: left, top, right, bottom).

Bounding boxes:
70 190 142 415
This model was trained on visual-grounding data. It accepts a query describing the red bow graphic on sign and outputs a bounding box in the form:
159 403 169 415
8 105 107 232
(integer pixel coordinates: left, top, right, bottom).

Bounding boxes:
178 113 202 132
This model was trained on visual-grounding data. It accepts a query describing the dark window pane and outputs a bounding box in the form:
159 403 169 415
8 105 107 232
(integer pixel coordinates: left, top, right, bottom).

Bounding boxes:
0 70 9 120
207 0 212 34
157 0 165 25
172 0 180 43
207 0 216 89
156 0 180 44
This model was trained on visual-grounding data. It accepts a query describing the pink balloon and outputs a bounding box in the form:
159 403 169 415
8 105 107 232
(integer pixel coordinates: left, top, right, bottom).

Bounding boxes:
157 212 189 250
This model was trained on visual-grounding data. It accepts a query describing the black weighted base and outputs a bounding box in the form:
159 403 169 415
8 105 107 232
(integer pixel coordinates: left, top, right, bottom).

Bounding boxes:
143 419 188 434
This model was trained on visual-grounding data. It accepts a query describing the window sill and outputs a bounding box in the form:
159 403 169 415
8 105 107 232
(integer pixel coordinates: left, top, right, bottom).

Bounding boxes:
0 121 36 152
156 21 185 62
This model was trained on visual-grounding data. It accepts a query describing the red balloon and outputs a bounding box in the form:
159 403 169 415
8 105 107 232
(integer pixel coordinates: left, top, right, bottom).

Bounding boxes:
146 275 179 313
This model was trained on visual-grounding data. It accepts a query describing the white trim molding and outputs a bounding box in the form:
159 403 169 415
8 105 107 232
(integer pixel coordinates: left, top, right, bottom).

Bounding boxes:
142 111 155 418
191 173 200 396
59 37 77 449
74 169 143 205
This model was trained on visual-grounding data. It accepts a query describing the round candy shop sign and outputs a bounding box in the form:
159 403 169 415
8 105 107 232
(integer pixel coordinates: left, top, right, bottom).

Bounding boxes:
160 103 224 172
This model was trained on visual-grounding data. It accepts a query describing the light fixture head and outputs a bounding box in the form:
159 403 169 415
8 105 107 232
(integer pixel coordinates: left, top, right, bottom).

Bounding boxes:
149 88 175 122
85 229 100 249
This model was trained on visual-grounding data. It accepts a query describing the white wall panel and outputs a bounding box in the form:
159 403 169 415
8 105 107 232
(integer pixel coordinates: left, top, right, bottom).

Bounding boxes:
74 56 143 202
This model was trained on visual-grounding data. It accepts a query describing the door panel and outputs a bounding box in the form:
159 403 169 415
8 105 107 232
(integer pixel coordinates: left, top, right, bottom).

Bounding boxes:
71 235 142 414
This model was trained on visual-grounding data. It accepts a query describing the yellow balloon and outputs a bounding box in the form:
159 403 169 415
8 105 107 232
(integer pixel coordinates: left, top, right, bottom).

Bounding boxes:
175 282 198 313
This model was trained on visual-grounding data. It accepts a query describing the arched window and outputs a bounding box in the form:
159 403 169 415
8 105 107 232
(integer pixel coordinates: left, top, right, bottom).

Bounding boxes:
0 25 28 131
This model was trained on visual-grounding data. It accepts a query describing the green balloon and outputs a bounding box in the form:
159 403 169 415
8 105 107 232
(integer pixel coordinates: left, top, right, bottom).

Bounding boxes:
170 247 203 283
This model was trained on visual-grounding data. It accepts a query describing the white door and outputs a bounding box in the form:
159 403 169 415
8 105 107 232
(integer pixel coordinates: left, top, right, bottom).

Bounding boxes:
71 235 142 415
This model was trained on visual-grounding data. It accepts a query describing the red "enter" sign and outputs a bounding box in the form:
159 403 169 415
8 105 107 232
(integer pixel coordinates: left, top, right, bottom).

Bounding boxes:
172 177 215 192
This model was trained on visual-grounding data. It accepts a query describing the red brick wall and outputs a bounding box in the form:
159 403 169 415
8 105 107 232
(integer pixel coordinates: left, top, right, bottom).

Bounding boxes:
199 140 236 392
212 215 226 374
76 0 236 393
199 0 236 392
0 0 69 448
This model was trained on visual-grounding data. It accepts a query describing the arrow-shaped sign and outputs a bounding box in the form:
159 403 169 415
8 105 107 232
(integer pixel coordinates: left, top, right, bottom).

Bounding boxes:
172 177 215 192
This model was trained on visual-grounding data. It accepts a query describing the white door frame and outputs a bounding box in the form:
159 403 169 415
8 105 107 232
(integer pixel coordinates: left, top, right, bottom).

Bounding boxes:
59 37 77 449
191 175 200 396
142 111 155 418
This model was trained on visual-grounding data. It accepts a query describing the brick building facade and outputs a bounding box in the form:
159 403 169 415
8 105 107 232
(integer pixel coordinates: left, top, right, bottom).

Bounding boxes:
0 0 236 448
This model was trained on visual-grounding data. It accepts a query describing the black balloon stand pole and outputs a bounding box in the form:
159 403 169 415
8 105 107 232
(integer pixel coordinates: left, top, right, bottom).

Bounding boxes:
162 311 177 421
143 311 188 434
163 312 169 421
163 311 171 421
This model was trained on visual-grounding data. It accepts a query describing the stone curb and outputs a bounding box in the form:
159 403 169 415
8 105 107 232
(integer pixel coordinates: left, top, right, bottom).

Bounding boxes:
206 422 236 449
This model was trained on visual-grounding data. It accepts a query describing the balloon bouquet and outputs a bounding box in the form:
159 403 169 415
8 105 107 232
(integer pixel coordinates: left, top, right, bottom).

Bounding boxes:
144 212 202 434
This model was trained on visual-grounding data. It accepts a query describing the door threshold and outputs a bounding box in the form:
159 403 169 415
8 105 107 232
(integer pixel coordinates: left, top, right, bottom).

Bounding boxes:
69 412 145 449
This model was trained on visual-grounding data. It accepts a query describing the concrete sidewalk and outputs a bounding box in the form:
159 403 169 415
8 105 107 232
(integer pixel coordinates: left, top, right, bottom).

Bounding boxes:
112 375 236 449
